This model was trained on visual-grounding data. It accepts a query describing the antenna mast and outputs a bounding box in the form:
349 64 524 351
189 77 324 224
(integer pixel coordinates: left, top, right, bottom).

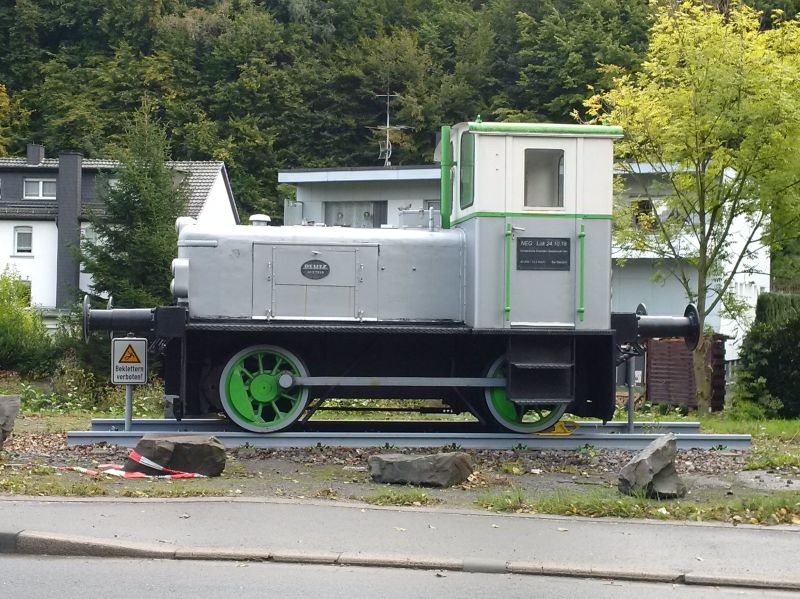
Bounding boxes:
374 91 407 167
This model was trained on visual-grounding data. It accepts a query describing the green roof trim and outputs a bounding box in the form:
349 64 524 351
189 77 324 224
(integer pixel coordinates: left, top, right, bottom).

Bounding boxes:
451 211 613 226
468 122 623 137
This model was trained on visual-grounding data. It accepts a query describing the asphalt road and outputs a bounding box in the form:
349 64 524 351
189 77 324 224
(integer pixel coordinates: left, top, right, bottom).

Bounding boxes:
2 497 799 587
1 556 795 599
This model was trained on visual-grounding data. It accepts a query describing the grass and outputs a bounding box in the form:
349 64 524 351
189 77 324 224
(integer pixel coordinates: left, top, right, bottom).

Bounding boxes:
476 487 800 525
13 412 93 434
0 463 228 498
477 487 528 512
699 416 800 442
362 488 442 507
500 461 524 475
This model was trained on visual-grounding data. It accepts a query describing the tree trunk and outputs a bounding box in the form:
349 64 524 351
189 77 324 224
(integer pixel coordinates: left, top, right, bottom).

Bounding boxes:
692 336 712 414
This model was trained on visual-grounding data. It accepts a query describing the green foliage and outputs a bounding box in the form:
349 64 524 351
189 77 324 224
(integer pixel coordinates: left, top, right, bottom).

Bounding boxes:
20 355 165 416
588 2 800 327
734 317 800 419
0 0 657 213
586 2 800 411
81 105 187 308
510 0 651 121
0 267 56 377
755 292 800 324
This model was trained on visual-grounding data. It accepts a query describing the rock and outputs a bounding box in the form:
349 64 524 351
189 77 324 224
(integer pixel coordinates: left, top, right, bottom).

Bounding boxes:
367 452 474 487
0 395 21 450
125 435 226 477
618 433 686 498
648 463 687 499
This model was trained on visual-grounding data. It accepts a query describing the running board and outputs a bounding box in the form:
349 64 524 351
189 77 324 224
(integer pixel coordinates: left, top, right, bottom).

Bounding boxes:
511 398 573 406
282 376 506 389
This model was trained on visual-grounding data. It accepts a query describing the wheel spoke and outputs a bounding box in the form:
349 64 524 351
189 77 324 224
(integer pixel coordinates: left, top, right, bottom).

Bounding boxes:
280 392 298 402
271 356 286 374
237 366 255 381
256 353 264 374
271 402 285 418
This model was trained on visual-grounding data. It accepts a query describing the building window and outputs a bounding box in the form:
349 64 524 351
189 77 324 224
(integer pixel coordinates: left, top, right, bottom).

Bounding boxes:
24 178 57 199
14 226 33 254
459 133 475 209
634 199 655 229
524 149 564 208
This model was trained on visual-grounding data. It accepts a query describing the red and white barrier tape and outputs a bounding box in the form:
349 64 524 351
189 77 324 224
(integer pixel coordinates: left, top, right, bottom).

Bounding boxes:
63 450 206 480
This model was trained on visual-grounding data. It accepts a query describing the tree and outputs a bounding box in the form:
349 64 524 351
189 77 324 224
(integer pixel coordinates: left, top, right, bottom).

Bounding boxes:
0 83 11 155
510 0 651 122
585 2 800 412
81 104 188 308
0 266 54 376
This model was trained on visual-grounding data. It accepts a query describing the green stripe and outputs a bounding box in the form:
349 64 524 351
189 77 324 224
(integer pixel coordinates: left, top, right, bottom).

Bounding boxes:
504 223 512 321
578 224 586 322
468 122 623 137
451 211 612 226
439 126 452 229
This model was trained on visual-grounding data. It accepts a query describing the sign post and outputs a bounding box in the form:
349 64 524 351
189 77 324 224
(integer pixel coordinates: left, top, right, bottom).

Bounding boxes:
112 337 148 432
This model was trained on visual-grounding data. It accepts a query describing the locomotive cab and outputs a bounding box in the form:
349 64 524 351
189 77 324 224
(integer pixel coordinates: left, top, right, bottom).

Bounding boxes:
442 121 619 331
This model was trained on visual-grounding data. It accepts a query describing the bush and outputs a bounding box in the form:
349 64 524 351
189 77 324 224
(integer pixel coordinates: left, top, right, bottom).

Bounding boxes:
0 267 56 376
733 317 800 419
755 292 800 325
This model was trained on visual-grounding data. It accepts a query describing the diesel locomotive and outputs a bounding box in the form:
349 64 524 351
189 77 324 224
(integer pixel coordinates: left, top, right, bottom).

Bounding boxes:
84 121 699 434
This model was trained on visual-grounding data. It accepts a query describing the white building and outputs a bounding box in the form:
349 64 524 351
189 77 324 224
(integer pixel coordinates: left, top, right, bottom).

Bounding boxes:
0 144 239 316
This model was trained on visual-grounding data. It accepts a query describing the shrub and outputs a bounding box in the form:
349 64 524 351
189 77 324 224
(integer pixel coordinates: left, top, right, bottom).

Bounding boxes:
755 293 800 325
0 267 56 376
733 317 800 419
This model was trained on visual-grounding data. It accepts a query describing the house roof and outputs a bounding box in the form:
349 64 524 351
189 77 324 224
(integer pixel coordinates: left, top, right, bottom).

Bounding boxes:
0 157 231 219
279 165 440 184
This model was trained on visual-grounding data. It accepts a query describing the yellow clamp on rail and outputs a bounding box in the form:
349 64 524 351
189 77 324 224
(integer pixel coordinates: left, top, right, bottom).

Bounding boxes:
535 421 579 437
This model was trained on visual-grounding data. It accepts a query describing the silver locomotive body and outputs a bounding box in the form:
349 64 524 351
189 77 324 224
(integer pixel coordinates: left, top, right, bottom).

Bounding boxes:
173 223 465 324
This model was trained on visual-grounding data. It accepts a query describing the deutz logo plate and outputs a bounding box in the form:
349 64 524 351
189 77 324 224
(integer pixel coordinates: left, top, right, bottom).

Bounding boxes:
301 259 330 280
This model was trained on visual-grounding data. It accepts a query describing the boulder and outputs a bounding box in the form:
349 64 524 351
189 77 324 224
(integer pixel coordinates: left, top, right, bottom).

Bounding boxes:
368 452 474 487
124 435 226 477
649 463 687 499
618 433 686 498
0 395 21 450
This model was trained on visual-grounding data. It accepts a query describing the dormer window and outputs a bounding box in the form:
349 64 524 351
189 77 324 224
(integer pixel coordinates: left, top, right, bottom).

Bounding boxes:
24 178 57 199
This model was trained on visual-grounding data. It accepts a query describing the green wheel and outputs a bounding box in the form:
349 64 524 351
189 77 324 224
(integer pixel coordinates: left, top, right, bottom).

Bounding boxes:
484 356 567 434
219 345 309 433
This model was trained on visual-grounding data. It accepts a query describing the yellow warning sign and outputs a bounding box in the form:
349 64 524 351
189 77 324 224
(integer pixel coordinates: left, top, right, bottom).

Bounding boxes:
119 344 141 364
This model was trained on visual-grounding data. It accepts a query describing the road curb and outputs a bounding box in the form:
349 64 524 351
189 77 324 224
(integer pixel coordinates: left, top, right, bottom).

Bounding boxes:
4 529 799 591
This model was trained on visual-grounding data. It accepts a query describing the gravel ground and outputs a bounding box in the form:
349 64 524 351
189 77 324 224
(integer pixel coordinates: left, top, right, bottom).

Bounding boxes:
3 413 799 509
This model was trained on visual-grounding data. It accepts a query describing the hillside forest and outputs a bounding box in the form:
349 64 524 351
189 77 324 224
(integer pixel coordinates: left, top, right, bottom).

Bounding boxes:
0 0 797 217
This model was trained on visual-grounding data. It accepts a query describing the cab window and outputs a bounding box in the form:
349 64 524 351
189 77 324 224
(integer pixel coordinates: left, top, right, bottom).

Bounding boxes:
524 149 564 208
459 133 475 209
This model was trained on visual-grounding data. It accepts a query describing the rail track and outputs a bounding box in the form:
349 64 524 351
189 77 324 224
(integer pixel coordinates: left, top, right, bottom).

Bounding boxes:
67 419 751 450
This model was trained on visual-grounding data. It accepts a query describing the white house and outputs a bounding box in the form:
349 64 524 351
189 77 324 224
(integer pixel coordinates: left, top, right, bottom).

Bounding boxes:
610 163 770 361
0 144 239 316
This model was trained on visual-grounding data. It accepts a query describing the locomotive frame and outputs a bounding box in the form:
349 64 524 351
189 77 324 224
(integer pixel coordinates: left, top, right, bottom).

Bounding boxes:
84 121 699 434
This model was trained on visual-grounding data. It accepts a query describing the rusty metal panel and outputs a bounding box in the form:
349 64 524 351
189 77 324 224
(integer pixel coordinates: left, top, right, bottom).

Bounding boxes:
646 335 726 411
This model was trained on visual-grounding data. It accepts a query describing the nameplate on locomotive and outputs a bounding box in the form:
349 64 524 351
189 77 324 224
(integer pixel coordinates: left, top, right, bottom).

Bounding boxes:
517 237 570 271
301 259 330 280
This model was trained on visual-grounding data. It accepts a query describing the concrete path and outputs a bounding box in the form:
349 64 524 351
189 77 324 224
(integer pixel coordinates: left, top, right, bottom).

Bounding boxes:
1 497 799 591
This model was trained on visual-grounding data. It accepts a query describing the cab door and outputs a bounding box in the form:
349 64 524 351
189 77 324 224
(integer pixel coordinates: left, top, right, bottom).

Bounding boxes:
506 137 578 327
